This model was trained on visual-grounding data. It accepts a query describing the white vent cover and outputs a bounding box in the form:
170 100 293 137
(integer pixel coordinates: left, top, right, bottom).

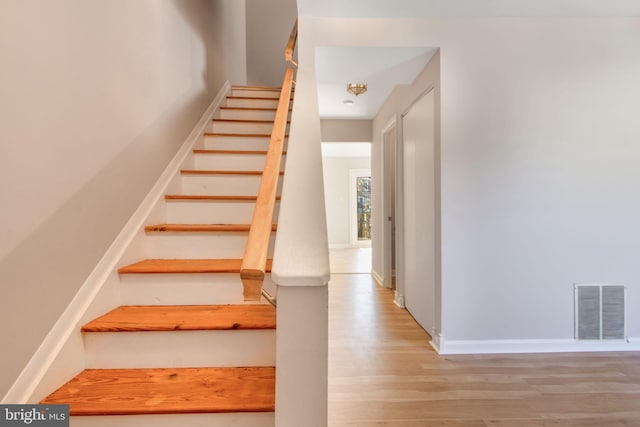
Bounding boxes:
575 284 626 340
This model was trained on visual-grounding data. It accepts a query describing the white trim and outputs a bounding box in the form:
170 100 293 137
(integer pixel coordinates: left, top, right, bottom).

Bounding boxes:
394 112 406 313
2 82 231 404
381 116 398 290
430 333 443 353
371 270 384 287
437 336 640 355
394 292 405 308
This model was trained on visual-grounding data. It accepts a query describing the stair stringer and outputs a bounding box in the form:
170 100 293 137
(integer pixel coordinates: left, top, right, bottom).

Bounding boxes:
1 81 232 404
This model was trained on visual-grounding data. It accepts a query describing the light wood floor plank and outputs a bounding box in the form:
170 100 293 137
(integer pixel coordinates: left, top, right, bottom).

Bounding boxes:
328 252 640 426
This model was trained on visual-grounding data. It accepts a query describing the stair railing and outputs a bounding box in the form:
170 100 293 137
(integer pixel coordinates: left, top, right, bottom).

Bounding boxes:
285 18 298 68
240 21 297 301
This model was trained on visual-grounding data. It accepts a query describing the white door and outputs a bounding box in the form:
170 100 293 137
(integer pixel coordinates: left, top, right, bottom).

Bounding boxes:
401 89 436 335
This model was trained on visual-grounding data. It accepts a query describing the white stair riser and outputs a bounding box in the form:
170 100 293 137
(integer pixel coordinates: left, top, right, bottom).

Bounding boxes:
71 412 274 427
210 121 275 134
85 330 275 368
215 109 278 121
194 153 268 171
180 175 284 196
120 274 277 305
120 273 243 305
204 135 271 151
144 233 276 258
231 89 282 98
225 98 279 109
164 200 280 224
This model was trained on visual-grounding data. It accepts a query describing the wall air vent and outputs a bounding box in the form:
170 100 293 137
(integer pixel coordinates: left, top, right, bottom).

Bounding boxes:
575 284 626 340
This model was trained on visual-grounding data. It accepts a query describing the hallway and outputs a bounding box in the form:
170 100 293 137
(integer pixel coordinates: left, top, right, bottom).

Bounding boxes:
327 249 640 426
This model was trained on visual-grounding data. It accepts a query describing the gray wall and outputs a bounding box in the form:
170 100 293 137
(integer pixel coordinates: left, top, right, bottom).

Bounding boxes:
246 0 298 86
301 16 640 345
321 119 373 142
0 0 247 397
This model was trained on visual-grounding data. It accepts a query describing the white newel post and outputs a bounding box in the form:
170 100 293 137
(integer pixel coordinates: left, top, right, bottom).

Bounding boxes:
271 52 330 426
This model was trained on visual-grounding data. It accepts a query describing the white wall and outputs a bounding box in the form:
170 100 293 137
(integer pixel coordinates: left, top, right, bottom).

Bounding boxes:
0 0 247 397
246 0 298 86
304 16 640 350
322 155 371 247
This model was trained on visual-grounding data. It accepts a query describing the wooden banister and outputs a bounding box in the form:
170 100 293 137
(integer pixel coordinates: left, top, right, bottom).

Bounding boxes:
240 20 298 301
285 19 298 67
240 68 295 301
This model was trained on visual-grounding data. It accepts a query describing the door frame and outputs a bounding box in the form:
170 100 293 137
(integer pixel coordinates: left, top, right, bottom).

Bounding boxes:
381 115 401 292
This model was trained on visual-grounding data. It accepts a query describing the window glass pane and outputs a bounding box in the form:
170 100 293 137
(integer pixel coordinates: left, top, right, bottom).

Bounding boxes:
357 176 371 240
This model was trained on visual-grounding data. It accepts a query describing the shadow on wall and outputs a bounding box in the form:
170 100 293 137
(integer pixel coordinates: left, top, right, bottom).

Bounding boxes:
246 0 298 86
0 0 236 399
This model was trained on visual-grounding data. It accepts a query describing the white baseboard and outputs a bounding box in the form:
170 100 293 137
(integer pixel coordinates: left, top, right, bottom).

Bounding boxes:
394 292 405 308
371 270 384 287
437 335 640 355
2 82 231 404
430 333 443 353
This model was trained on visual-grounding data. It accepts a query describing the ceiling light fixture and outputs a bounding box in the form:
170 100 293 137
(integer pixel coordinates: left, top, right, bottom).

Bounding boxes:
346 83 367 96
343 100 354 107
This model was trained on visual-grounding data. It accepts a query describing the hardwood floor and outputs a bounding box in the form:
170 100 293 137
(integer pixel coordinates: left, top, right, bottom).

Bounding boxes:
328 250 640 426
329 247 372 274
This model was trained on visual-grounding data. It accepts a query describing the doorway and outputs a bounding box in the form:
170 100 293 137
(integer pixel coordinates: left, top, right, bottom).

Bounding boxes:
321 142 373 274
321 142 371 249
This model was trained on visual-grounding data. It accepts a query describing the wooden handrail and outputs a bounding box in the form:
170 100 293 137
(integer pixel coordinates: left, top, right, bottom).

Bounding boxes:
240 67 295 301
284 19 298 67
240 20 298 301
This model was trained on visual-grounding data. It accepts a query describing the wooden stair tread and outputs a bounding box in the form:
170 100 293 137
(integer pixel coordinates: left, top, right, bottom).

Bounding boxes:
118 258 273 274
41 367 275 415
204 132 289 138
82 304 276 332
227 96 292 101
228 95 279 99
219 107 292 112
144 224 277 232
194 149 287 155
180 169 284 176
213 119 290 124
165 195 281 201
232 85 282 91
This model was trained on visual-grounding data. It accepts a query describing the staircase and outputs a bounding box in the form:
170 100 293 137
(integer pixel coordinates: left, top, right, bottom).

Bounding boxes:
40 85 290 426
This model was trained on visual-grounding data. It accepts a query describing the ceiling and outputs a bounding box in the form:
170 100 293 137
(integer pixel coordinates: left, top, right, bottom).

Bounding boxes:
306 0 640 120
316 47 436 119
298 0 640 18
